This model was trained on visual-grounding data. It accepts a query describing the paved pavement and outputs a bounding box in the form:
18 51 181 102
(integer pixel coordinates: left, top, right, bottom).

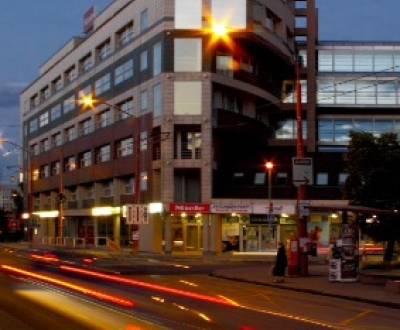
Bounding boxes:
212 264 400 309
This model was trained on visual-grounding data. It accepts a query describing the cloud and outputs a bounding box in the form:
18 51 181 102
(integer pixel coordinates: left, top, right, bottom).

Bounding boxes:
0 82 27 108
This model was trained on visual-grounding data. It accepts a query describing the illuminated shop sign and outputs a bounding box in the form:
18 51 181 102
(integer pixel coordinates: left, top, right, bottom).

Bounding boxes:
169 203 210 214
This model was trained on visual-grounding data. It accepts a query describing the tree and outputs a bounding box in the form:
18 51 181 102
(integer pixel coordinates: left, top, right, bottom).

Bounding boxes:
345 132 400 266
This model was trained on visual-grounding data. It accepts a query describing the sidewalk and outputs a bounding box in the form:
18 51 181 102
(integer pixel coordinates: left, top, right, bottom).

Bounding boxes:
211 265 400 309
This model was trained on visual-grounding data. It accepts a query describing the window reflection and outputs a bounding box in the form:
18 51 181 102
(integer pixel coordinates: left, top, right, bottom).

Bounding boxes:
175 0 202 29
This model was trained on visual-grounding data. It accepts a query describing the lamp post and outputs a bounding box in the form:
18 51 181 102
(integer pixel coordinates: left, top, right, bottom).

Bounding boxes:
265 161 274 216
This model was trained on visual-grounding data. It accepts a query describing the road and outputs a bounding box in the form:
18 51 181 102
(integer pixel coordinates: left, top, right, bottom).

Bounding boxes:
0 248 399 329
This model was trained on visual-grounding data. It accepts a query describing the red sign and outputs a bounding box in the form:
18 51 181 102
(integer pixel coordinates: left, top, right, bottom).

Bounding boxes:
83 6 96 34
169 203 210 214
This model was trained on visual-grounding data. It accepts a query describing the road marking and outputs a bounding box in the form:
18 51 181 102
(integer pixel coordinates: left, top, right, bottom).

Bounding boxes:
340 310 373 326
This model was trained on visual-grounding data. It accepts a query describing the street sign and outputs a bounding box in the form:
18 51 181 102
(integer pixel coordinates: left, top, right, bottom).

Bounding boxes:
292 157 313 187
298 200 311 217
126 204 149 225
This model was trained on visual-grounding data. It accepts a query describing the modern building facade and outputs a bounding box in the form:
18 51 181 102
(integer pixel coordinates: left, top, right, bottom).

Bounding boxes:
25 0 379 255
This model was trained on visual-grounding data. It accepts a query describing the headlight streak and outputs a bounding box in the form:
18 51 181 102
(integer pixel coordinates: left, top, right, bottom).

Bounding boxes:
59 265 235 306
1 265 135 308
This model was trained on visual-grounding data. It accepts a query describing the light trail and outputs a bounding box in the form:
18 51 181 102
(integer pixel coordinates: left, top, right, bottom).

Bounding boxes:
1 265 135 308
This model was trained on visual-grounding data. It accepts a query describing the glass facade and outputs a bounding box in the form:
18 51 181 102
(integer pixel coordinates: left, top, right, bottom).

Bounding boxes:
174 39 202 72
174 82 202 115
175 0 202 29
275 120 308 140
211 0 247 29
318 117 400 144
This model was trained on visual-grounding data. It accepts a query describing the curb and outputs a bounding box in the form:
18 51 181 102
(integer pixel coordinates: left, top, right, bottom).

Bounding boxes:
210 273 400 310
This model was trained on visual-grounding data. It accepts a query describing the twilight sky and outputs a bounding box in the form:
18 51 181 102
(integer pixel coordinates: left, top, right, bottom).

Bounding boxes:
0 0 399 181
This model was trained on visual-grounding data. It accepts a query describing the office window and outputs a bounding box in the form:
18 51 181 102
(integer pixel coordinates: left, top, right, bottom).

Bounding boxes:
95 73 111 95
354 53 374 72
140 9 149 31
140 131 148 151
80 151 92 168
338 173 349 186
153 42 162 76
316 173 329 186
98 109 112 128
97 40 112 61
140 172 148 191
80 118 93 136
41 138 50 152
65 126 77 142
375 53 394 72
123 177 135 194
334 120 353 143
174 81 202 115
374 120 393 137
118 22 134 47
102 181 114 197
52 76 63 92
334 52 353 72
40 165 50 179
356 81 376 104
336 81 356 104
118 98 134 120
216 55 234 77
318 51 333 72
211 0 246 29
317 80 335 104
51 161 60 176
52 132 62 147
50 104 62 121
65 156 76 172
153 84 162 117
115 60 134 85
78 85 92 99
39 112 49 128
140 50 148 71
318 119 334 143
41 86 50 101
63 95 76 113
275 120 307 139
80 53 94 72
175 0 202 29
31 144 39 156
117 137 134 157
29 119 38 133
97 145 111 163
140 90 148 112
254 173 266 185
174 39 202 72
377 81 396 104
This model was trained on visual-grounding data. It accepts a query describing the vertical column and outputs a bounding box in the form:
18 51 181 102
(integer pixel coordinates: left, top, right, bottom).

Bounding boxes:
164 215 172 254
209 214 222 255
113 215 121 247
93 217 98 247
202 215 210 254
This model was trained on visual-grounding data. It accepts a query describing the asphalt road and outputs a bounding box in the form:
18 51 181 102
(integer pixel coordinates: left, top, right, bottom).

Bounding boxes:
0 248 399 330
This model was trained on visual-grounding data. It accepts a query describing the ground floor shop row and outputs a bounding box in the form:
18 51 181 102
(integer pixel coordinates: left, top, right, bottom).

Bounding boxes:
29 201 346 254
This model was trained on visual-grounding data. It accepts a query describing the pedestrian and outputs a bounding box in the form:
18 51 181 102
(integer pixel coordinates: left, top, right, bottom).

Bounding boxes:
273 242 287 283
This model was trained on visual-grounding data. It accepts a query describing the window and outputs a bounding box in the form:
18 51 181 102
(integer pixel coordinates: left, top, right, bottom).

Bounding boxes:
31 144 39 156
39 112 49 128
97 40 112 61
174 39 202 72
354 53 374 72
334 52 353 72
175 0 202 29
41 138 50 152
65 156 77 172
96 145 111 163
41 86 50 101
80 118 93 136
275 120 307 139
254 173 266 185
375 53 393 72
316 173 329 186
63 95 76 113
65 126 77 142
140 90 148 112
140 172 148 191
336 81 355 104
377 81 396 104
117 137 133 157
65 66 77 83
98 109 112 128
211 0 246 29
118 22 134 47
115 60 133 85
276 172 288 186
318 51 333 72
50 104 62 121
140 131 148 151
356 81 376 104
95 73 111 95
338 173 349 186
29 118 38 133
51 161 60 176
153 84 162 117
52 132 62 147
40 165 50 179
80 151 92 168
140 9 149 31
374 120 393 137
118 98 134 120
102 181 114 197
31 94 40 108
80 53 94 72
216 55 234 77
123 177 135 194
317 80 335 104
140 50 148 71
174 81 202 115
153 42 162 76
78 85 92 99
52 76 63 92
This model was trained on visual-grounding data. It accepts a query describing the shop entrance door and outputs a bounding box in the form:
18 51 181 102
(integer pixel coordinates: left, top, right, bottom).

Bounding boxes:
242 225 276 252
185 224 203 251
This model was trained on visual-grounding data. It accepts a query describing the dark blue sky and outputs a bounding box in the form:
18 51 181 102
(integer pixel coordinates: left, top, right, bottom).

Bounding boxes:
0 0 399 181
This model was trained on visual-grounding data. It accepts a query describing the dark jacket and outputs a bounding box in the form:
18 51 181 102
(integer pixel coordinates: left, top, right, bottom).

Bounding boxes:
273 246 288 276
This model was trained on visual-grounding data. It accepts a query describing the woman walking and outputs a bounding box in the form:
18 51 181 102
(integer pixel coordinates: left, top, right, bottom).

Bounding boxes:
273 242 288 283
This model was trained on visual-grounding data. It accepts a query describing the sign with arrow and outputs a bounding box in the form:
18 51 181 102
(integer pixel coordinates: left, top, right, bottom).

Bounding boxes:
292 157 313 187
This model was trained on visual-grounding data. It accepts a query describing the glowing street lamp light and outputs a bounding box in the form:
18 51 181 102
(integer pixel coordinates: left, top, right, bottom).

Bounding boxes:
265 161 274 171
265 161 274 215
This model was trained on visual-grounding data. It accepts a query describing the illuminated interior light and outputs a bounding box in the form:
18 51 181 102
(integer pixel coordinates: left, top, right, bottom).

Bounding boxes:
32 210 59 218
1 265 135 308
91 207 121 217
21 213 30 220
60 265 236 306
149 202 163 214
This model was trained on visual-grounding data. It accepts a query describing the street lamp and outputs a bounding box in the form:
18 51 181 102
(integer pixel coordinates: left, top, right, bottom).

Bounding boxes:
265 161 274 215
